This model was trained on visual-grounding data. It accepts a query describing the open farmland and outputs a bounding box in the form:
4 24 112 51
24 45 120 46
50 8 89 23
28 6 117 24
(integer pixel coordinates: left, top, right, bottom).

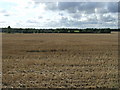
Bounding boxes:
2 32 118 88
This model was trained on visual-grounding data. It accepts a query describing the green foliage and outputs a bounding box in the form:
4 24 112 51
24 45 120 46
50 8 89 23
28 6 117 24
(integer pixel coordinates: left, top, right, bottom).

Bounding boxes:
2 27 118 34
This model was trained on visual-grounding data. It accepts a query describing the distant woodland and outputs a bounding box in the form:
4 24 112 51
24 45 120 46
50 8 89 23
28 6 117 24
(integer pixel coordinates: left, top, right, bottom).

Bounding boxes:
1 26 119 33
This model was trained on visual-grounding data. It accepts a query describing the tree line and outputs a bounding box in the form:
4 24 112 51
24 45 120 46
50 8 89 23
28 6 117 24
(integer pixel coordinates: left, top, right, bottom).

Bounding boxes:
1 26 119 33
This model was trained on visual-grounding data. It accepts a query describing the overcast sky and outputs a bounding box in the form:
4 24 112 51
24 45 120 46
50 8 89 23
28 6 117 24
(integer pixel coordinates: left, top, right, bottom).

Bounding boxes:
0 0 119 29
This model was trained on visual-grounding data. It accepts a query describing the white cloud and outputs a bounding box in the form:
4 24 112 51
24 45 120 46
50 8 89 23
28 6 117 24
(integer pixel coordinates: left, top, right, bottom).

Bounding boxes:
0 1 118 29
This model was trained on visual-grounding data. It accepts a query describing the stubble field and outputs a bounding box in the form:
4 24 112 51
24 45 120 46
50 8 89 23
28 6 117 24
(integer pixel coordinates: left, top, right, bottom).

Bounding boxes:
2 32 118 88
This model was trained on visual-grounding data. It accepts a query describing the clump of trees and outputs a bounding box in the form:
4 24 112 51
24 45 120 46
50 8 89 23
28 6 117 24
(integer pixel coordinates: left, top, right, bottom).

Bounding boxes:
2 26 119 33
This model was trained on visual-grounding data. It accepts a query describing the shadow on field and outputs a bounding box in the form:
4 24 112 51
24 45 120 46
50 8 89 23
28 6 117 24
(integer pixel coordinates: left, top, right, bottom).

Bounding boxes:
26 49 67 53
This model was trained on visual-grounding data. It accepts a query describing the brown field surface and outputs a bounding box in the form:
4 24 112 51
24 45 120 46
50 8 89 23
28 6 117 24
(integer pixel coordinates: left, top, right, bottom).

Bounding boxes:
2 32 118 88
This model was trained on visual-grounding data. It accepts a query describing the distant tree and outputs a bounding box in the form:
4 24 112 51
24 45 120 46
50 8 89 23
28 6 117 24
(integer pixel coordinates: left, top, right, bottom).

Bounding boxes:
8 26 11 29
7 26 11 33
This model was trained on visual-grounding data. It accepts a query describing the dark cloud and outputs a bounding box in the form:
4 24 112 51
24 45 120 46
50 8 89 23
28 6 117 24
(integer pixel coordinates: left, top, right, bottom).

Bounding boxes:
58 2 78 13
44 2 118 14
77 2 105 14
43 2 118 28
96 8 108 14
118 2 120 12
107 2 118 13
57 2 104 13
45 2 106 14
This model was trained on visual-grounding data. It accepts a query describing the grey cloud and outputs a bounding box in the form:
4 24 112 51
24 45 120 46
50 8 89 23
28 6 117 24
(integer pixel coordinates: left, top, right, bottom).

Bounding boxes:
45 16 117 28
118 2 120 12
4 14 10 16
0 10 7 13
38 16 43 19
46 19 50 21
101 15 116 22
0 21 5 23
28 2 118 28
47 11 116 28
72 13 81 19
87 16 98 24
58 2 79 13
57 2 102 13
59 13 64 16
59 17 69 26
107 2 118 13
45 2 106 13
27 20 38 23
96 8 108 14
44 2 79 13
61 17 68 22
0 10 10 16
45 2 118 14
77 2 105 12
45 2 58 11
48 16 97 28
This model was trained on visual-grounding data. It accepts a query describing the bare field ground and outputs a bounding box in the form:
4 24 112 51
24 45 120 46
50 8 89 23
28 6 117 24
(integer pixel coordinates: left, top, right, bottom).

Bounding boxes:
2 32 118 88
